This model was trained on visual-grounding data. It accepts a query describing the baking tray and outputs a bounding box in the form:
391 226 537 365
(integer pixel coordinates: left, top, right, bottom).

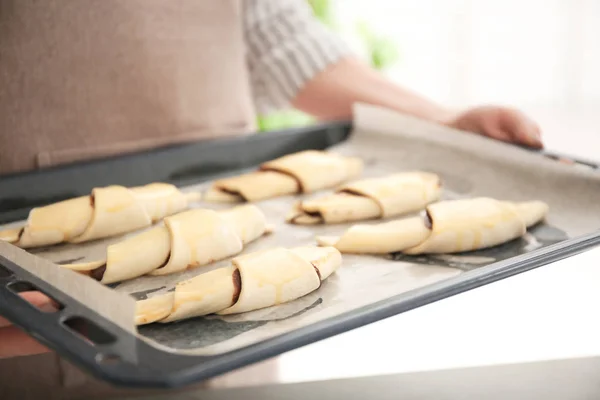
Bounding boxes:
0 104 599 388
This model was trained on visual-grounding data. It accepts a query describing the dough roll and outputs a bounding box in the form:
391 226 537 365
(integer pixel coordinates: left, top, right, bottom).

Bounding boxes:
62 205 270 284
317 198 549 255
203 150 364 203
135 246 342 325
0 183 201 249
287 172 442 225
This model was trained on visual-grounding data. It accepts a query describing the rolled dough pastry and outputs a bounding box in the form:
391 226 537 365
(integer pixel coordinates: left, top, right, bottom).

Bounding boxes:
62 205 271 284
287 172 442 224
0 183 201 249
135 246 342 325
317 198 549 255
204 150 364 203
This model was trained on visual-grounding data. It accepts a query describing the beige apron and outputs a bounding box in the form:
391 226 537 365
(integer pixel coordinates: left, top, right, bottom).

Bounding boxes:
0 0 259 398
0 0 255 175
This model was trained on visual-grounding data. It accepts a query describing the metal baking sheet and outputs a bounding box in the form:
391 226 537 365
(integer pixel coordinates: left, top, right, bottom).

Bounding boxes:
0 104 599 387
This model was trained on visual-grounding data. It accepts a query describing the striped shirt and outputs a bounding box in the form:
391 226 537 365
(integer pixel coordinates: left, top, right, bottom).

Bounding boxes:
244 0 353 114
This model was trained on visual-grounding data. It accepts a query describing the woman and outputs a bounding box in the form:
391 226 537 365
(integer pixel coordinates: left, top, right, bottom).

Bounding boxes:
0 0 541 397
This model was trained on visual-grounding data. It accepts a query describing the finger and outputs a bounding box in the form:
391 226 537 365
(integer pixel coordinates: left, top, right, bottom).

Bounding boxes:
514 125 543 148
0 326 50 359
532 122 542 138
500 110 543 148
481 123 513 143
0 292 56 328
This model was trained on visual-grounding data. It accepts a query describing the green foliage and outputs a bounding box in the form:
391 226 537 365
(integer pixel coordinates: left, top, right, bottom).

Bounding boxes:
371 38 400 69
355 20 400 70
256 110 315 132
307 0 335 27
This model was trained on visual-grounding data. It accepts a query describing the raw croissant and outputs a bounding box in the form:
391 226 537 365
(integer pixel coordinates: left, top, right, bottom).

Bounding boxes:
287 172 442 224
317 198 549 255
0 183 201 248
203 150 363 203
62 205 270 284
135 246 342 325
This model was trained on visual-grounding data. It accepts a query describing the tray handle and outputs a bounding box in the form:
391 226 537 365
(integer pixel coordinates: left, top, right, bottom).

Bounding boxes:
0 256 139 376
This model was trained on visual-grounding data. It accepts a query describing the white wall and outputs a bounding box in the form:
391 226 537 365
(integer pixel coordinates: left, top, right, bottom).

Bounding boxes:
333 0 600 111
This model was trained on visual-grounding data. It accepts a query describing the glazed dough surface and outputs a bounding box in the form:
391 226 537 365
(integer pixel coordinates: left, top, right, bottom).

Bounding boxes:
288 172 442 224
317 198 549 255
63 205 270 284
135 246 342 325
1 183 200 248
204 150 364 203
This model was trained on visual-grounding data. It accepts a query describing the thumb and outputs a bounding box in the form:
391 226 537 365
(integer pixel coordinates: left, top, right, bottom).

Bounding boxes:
501 110 543 148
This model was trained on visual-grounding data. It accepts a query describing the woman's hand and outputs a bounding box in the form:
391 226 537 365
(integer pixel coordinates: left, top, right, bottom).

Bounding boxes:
292 57 544 149
0 292 53 359
447 106 543 149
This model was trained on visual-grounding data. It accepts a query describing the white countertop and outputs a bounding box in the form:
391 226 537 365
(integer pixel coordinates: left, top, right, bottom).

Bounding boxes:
206 245 600 389
202 107 600 390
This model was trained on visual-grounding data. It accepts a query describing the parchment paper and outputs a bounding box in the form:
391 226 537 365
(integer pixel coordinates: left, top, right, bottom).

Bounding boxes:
7 104 600 356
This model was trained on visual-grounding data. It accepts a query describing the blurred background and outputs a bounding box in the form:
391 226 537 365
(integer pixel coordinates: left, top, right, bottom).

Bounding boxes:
258 0 599 161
